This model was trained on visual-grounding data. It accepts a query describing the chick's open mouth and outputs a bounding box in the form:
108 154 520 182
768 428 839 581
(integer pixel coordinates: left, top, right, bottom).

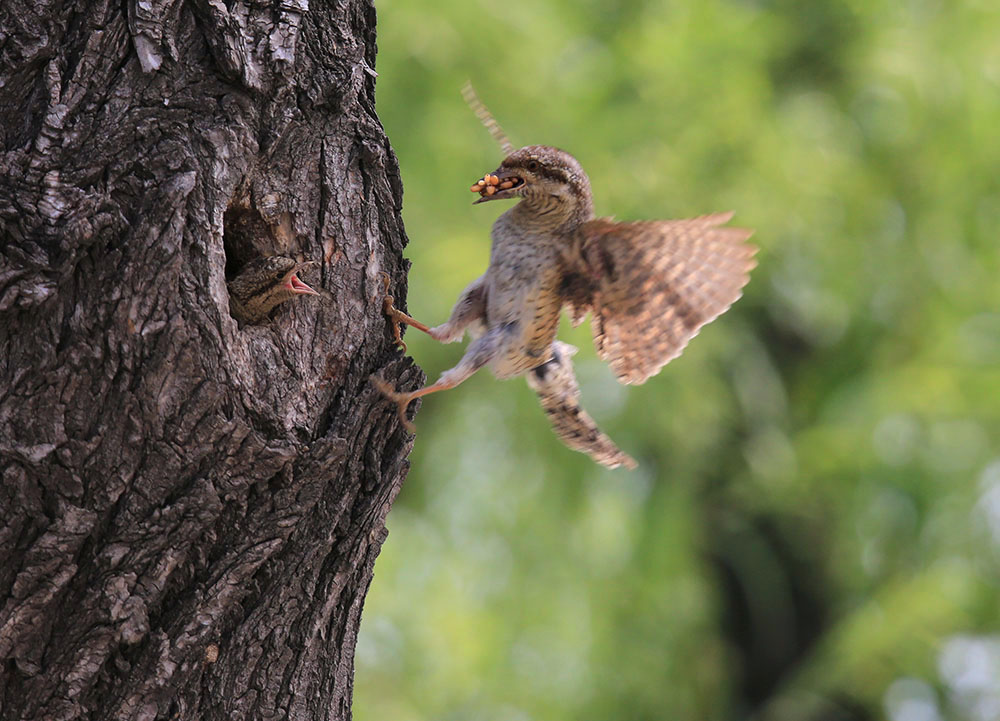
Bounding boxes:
283 269 320 296
470 173 524 198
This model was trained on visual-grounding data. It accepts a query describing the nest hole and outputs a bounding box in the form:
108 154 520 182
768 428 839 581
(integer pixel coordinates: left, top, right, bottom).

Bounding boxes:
223 200 273 282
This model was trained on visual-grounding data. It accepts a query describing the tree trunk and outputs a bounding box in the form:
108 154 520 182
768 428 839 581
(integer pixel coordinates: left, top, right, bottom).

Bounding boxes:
0 1 420 719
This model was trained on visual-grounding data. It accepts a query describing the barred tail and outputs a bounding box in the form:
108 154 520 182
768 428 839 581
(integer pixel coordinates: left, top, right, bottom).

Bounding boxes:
527 342 637 470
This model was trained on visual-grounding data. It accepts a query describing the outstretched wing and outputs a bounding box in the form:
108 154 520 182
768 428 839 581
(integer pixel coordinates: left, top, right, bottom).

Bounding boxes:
562 212 756 385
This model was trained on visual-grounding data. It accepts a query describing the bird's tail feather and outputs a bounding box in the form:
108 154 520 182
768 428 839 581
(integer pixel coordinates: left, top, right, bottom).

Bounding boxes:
527 342 637 470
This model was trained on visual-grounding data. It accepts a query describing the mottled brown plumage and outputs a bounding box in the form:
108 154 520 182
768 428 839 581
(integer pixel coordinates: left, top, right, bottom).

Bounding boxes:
228 256 319 325
527 341 637 470
378 145 756 469
566 213 756 385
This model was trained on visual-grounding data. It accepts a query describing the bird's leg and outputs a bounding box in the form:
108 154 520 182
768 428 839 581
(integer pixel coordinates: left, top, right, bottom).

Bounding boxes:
381 272 488 351
381 272 433 352
381 273 431 351
371 375 461 433
373 325 505 431
427 276 487 343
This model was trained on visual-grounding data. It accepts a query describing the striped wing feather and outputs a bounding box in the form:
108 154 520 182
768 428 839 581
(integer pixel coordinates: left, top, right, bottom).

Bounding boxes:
568 212 756 385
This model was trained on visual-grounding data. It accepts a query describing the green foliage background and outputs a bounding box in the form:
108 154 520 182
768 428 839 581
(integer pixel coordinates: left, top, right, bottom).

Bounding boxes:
356 1 1000 719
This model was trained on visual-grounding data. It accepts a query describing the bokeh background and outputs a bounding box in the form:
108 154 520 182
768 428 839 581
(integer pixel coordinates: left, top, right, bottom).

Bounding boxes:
355 1 1000 719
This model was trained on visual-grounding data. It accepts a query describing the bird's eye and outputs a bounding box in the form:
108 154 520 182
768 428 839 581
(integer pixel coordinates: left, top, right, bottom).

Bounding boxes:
526 159 539 172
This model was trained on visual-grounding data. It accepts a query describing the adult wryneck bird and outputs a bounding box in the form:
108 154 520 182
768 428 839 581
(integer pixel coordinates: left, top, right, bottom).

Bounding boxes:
374 87 756 469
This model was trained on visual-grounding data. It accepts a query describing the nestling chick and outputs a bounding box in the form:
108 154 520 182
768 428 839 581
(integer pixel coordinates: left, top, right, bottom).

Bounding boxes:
228 256 319 325
378 144 756 469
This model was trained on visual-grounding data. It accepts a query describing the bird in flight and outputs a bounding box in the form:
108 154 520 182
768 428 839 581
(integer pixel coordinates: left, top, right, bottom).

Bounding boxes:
376 93 756 469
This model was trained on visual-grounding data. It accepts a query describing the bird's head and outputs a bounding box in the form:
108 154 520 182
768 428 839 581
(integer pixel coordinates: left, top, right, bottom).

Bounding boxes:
471 145 594 227
228 256 320 325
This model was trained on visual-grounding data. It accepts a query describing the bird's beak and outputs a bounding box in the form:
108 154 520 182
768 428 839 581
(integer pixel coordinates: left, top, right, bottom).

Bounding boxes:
284 262 321 296
471 168 524 204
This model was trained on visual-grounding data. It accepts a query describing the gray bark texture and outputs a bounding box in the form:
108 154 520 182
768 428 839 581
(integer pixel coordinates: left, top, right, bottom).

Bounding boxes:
0 0 422 719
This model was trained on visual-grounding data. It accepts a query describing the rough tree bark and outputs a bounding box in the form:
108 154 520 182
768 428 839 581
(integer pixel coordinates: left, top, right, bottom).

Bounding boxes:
0 1 421 719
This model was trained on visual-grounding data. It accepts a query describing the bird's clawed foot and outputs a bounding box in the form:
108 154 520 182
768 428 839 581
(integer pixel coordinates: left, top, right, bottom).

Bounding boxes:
380 272 431 353
371 376 418 433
